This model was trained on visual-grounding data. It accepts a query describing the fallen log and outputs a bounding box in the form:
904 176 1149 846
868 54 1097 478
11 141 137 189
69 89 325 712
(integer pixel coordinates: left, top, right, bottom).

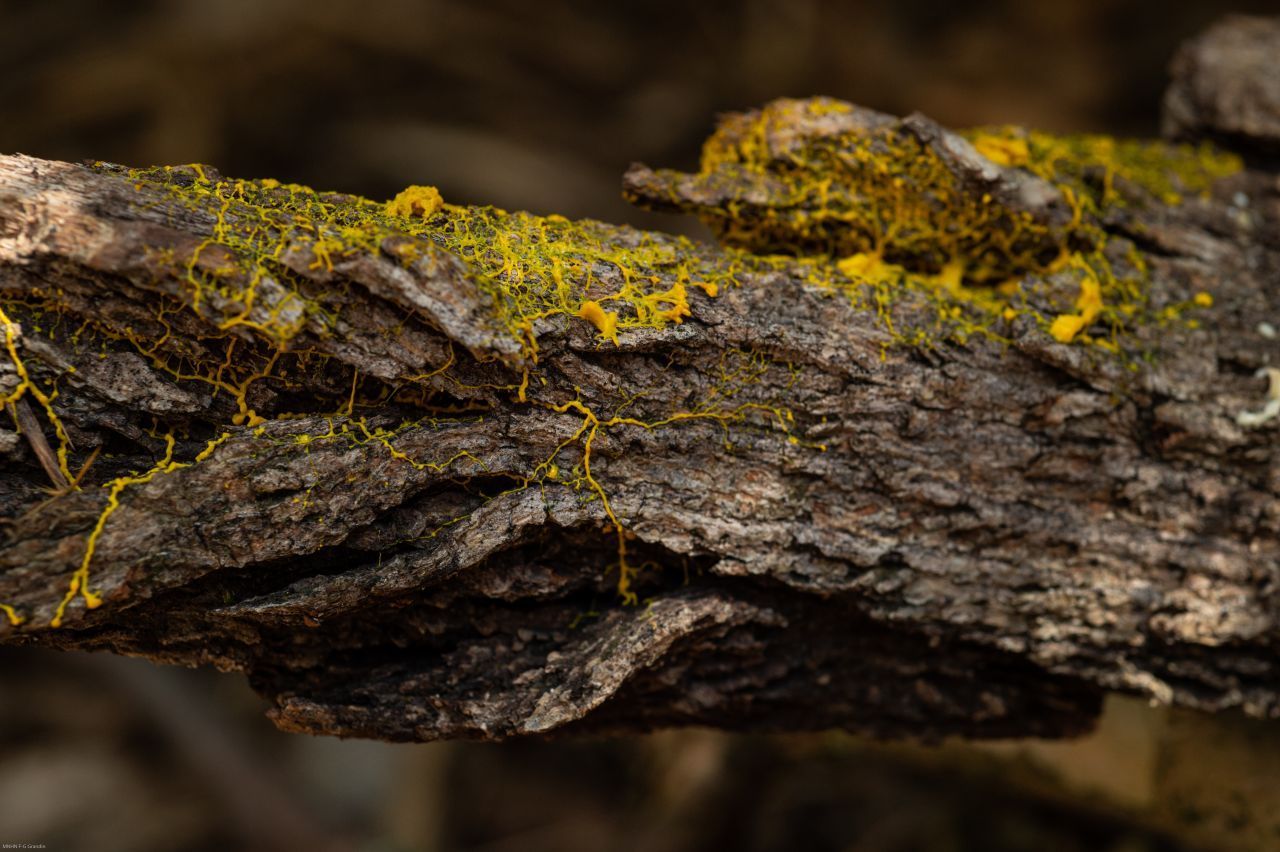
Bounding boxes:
1 15 1278 744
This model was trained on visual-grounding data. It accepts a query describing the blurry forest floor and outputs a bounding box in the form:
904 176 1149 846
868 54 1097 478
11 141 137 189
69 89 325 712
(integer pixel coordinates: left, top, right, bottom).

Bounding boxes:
0 647 1230 852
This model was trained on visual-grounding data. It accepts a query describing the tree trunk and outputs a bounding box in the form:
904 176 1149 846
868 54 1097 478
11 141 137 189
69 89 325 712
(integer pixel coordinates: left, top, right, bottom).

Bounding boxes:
1 16 1278 744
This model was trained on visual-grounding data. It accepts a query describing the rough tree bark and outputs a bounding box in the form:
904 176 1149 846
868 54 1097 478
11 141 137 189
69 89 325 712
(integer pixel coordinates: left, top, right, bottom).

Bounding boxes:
1 16 1278 744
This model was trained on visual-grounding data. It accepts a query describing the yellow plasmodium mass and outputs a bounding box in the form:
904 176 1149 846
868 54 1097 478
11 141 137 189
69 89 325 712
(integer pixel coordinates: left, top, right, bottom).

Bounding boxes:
966 127 1242 208
971 134 1030 167
385 185 445 220
1048 262 1104 343
16 161 778 623
967 125 1239 344
680 98 1239 350
696 111 1063 278
15 116 1235 626
95 163 731 359
576 300 619 344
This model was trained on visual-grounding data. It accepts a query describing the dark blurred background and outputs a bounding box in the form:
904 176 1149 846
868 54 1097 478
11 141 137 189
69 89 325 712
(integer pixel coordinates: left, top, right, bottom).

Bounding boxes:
5 0 1280 225
4 1 1280 850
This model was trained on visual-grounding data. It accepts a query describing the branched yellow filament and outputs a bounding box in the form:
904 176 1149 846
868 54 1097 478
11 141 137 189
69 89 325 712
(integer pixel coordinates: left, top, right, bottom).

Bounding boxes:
0 603 23 627
50 432 231 627
1 304 75 483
